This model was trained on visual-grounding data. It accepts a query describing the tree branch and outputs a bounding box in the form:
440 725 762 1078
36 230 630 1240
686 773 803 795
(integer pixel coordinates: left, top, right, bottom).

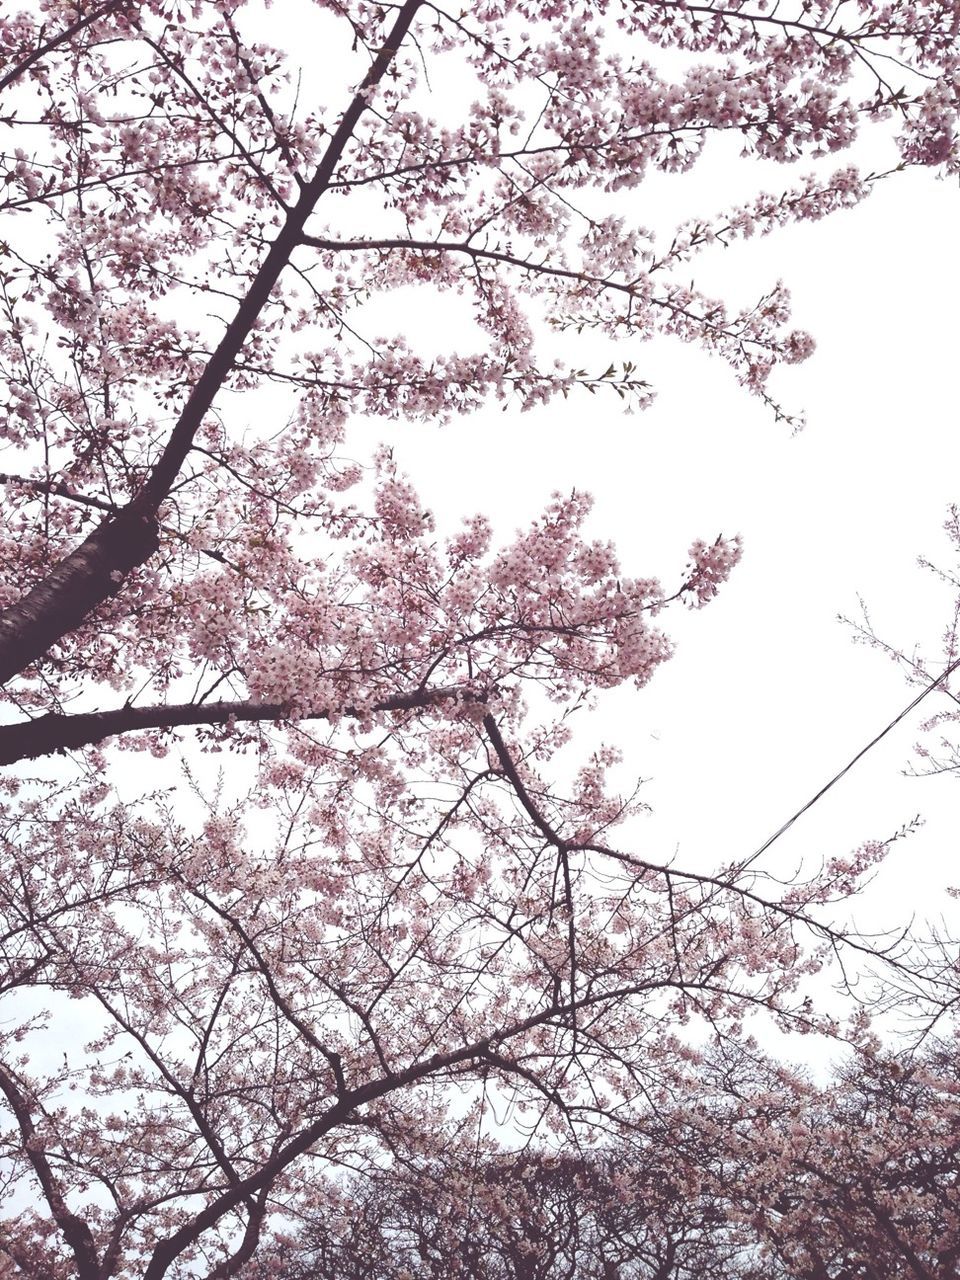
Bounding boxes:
0 472 117 515
300 234 760 343
0 0 425 688
0 1 122 94
301 233 636 298
484 714 579 1027
0 1061 100 1280
0 506 160 687
0 683 469 766
141 974 716 1280
483 713 569 851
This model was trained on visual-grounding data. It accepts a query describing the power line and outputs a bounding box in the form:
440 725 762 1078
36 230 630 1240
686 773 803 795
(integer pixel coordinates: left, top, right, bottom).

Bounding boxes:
743 655 960 870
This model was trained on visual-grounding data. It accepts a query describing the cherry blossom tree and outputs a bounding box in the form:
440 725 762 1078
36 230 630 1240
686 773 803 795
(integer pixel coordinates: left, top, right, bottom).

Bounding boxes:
728 1039 960 1279
261 1117 756 1280
1 0 959 1277
259 1037 960 1280
257 1128 751 1280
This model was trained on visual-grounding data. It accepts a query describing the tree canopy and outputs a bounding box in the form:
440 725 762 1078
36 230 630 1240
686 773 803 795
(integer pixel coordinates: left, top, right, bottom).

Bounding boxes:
0 1 958 1277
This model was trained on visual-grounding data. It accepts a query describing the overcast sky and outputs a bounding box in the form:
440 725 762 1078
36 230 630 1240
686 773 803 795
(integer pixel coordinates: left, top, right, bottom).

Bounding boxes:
380 161 960 948
231 4 960 940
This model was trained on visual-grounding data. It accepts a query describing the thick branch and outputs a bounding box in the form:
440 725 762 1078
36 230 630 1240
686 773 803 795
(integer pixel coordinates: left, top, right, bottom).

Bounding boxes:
484 714 579 1021
483 713 569 851
0 507 160 687
0 0 424 688
0 684 466 766
0 1 122 94
136 2 423 510
205 1186 271 1280
0 1062 100 1280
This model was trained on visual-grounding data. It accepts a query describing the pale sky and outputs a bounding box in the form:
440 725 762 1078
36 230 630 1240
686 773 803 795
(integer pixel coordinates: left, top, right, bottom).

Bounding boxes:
243 0 960 953
386 164 960 945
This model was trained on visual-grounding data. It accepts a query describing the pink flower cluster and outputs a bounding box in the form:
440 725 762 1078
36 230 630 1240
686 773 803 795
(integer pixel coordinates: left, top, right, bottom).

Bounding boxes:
684 536 744 607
